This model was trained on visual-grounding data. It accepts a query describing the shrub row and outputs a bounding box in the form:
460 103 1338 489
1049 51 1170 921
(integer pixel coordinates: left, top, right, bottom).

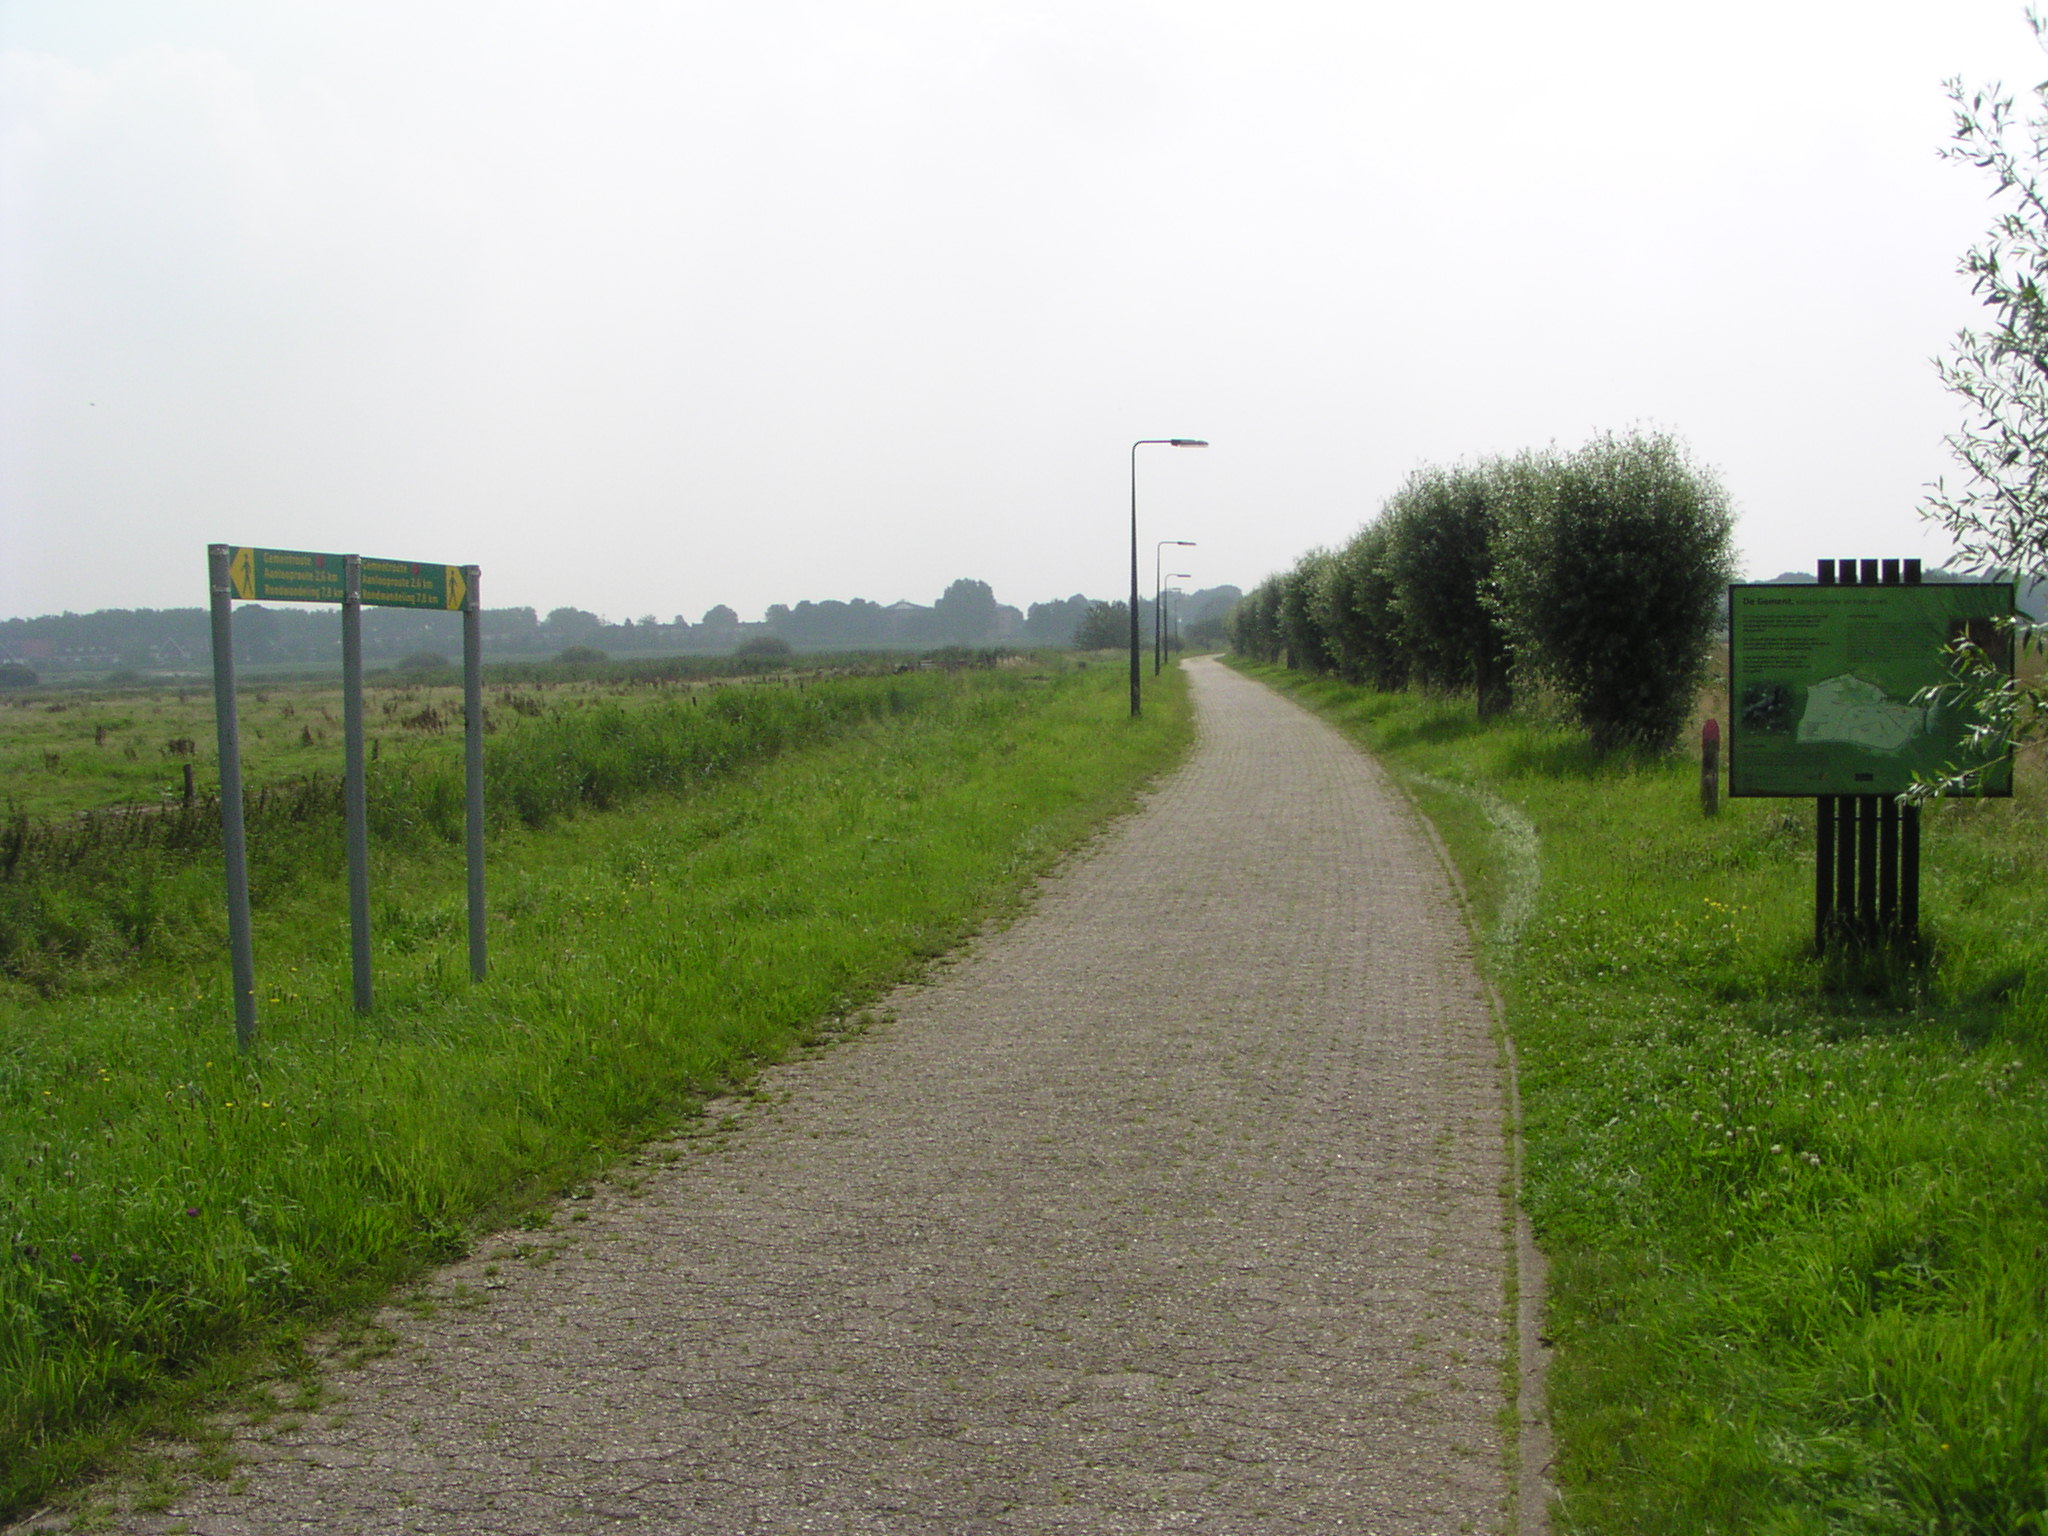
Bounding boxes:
1229 431 1735 752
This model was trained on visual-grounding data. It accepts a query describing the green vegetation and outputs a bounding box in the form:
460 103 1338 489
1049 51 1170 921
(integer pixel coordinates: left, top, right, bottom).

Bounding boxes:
1235 659 2048 1535
1926 35 2048 773
0 657 1192 1518
1230 430 1734 752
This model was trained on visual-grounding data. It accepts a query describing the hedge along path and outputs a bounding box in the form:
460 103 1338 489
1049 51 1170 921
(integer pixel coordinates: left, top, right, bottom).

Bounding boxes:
89 656 1542 1536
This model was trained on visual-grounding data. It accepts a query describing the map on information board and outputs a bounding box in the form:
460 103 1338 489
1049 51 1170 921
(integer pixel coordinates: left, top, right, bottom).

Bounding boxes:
1727 582 2014 797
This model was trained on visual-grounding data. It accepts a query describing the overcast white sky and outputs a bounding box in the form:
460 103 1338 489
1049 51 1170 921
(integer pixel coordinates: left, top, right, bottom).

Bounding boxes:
4 1 2044 623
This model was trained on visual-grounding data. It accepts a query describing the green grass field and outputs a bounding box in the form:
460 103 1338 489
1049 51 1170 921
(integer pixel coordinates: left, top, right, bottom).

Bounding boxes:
0 656 901 822
1233 660 2048 1536
0 655 1192 1519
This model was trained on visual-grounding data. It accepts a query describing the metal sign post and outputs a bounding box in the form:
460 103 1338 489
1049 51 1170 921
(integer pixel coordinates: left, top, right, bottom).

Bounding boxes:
462 566 486 982
343 555 372 1013
207 545 259 1050
207 543 482 1044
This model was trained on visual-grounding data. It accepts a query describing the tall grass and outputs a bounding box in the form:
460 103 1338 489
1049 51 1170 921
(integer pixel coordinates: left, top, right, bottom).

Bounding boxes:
0 659 1192 1518
0 670 1000 993
1235 660 2048 1536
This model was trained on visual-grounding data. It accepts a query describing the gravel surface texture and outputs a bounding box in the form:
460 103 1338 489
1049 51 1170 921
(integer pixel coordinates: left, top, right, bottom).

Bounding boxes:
74 657 1541 1535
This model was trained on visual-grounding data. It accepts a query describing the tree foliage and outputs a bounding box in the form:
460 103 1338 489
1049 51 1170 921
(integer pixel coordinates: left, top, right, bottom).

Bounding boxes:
1226 430 1733 755
1925 19 2048 771
1491 433 1733 753
1382 466 1513 715
1072 601 1129 651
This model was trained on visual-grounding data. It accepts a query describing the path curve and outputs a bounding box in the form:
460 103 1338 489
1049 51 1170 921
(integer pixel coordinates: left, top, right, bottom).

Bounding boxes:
105 657 1530 1535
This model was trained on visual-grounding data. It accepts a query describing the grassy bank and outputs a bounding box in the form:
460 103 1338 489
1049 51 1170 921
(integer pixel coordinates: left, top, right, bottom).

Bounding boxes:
0 657 1191 1518
1232 659 2048 1535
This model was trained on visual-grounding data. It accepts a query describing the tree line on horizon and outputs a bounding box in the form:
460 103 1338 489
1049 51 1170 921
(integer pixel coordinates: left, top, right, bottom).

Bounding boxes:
1227 431 1735 753
0 578 1245 681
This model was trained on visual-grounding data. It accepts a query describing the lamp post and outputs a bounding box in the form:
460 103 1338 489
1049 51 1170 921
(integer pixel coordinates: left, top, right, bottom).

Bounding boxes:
1130 438 1207 717
1155 540 1196 674
1165 573 1191 662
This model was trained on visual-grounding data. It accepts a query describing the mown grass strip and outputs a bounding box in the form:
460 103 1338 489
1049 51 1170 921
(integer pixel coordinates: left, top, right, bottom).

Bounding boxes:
0 658 1191 1519
1232 659 2048 1536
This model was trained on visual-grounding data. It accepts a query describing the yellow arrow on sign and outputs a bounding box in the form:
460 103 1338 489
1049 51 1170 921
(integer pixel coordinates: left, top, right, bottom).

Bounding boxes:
229 547 255 600
444 565 468 612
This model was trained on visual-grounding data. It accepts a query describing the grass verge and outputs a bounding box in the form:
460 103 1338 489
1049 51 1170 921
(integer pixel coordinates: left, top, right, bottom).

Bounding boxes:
0 658 1192 1520
1232 659 2048 1536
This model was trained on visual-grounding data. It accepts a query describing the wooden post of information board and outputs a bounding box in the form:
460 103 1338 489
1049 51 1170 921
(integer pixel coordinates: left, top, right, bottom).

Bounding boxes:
1812 556 1922 954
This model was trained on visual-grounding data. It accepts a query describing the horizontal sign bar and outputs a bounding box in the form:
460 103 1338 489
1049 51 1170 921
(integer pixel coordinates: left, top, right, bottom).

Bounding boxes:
225 547 471 610
228 545 345 604
359 558 468 612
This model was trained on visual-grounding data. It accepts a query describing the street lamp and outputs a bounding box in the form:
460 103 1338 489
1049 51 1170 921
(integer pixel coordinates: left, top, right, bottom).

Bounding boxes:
1165 574 1192 662
1155 541 1196 674
1130 439 1207 717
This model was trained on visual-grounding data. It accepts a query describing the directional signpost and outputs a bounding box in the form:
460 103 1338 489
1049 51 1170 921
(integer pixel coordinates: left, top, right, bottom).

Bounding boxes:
209 544 485 1049
1727 558 2014 953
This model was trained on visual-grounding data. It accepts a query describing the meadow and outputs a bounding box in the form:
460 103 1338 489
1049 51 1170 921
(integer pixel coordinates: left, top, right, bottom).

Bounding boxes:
0 654 1192 1518
0 651 909 822
1234 659 2048 1535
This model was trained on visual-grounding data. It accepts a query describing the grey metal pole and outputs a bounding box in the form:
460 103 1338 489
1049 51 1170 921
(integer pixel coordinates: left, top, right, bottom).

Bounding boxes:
1154 542 1163 676
463 567 487 982
1130 443 1144 719
1129 449 1204 713
207 544 258 1051
343 555 372 1013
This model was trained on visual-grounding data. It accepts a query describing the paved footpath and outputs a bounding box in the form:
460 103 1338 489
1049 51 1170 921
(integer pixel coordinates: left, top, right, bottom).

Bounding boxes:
100 657 1538 1536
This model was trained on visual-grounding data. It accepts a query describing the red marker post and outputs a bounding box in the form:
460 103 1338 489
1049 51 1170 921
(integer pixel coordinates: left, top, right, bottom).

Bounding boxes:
1701 718 1720 818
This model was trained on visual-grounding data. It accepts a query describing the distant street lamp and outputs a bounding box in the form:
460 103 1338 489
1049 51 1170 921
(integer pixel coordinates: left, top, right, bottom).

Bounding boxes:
1166 574 1192 661
1130 439 1207 717
1155 541 1196 675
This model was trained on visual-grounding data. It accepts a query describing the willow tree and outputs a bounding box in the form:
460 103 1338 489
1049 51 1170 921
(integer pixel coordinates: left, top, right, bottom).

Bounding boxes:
1926 19 2048 771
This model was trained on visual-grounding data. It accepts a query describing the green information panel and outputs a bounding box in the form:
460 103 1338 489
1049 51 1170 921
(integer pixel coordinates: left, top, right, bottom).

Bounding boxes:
1728 582 2014 797
228 546 345 604
227 548 470 610
359 558 467 611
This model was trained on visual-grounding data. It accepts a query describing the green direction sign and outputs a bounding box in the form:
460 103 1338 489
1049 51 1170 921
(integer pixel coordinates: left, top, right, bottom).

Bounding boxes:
228 546 345 604
227 548 470 610
359 558 467 611
1727 582 2015 797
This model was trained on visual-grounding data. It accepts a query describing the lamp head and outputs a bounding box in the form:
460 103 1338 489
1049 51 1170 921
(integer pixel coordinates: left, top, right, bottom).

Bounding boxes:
1168 438 1208 448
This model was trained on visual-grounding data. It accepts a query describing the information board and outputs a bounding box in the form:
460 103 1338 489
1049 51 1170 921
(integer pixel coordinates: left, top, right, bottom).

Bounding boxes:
1727 582 2014 797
